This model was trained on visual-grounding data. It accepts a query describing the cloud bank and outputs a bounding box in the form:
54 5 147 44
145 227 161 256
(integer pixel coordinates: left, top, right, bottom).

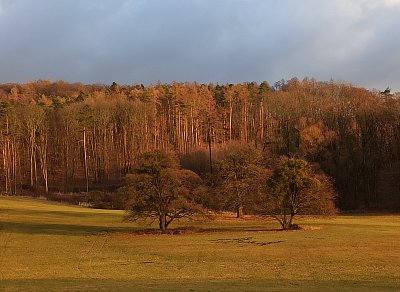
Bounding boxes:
0 0 399 90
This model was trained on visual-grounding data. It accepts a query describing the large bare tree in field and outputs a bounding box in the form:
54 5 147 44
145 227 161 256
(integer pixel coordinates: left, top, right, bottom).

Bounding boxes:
216 144 267 218
267 158 336 230
120 150 205 231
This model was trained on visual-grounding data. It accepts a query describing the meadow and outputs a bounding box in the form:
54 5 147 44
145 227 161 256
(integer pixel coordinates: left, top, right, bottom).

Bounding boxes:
0 196 399 291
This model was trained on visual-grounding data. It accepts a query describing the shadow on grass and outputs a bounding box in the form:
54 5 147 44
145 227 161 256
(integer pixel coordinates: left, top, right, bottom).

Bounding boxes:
1 278 398 292
0 220 284 237
0 221 135 236
123 226 283 236
1 208 119 218
0 207 285 237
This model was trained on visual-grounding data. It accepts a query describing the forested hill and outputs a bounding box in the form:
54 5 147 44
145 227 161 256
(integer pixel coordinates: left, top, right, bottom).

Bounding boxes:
0 79 399 211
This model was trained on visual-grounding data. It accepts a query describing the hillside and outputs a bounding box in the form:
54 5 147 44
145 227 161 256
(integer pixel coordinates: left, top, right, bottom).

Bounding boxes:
0 80 400 211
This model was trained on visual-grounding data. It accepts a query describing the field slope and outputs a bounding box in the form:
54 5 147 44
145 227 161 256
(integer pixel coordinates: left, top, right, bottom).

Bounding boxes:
1 196 399 291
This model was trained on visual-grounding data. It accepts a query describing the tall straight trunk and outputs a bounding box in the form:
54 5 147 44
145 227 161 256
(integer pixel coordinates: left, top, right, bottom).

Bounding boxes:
123 126 128 172
43 161 48 193
243 101 248 143
34 152 38 187
83 126 89 193
38 138 48 193
190 107 194 149
2 135 17 195
229 104 233 141
260 102 264 142
207 118 213 174
3 119 10 193
144 109 149 151
36 121 49 194
30 131 35 188
64 123 70 192
12 138 17 195
154 114 158 149
3 140 9 193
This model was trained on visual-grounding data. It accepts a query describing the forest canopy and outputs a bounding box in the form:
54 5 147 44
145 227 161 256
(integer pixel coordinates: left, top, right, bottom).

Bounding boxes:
0 78 399 212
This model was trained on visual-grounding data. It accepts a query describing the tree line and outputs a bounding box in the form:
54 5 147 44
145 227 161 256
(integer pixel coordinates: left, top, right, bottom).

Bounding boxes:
0 79 399 212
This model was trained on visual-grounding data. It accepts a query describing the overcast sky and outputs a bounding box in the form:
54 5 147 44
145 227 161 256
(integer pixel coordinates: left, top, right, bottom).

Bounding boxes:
1 0 400 90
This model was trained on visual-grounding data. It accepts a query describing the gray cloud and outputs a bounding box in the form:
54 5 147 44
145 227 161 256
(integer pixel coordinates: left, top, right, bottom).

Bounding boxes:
0 0 399 90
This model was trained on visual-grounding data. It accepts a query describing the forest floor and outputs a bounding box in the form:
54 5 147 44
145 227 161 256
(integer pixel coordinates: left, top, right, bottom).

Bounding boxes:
0 196 399 291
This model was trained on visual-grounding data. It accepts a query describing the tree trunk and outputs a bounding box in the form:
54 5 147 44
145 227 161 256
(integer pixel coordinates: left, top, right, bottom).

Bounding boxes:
207 118 213 174
234 174 243 218
83 126 89 193
236 205 243 218
30 131 35 188
288 211 295 228
159 213 167 231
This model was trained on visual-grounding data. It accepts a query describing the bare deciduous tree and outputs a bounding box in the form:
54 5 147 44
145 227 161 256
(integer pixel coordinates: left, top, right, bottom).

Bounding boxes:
120 150 205 231
267 158 336 229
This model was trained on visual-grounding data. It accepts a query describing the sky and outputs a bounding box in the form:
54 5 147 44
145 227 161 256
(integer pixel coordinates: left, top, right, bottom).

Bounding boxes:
0 0 400 91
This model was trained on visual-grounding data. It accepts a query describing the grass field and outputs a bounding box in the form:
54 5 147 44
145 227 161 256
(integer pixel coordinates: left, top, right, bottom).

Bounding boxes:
0 196 399 291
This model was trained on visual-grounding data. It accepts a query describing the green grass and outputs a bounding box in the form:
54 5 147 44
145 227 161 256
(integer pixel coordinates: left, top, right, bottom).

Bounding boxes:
1 196 399 291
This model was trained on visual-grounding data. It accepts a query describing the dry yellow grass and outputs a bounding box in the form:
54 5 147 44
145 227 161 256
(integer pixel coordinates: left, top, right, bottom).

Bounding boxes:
1 196 399 291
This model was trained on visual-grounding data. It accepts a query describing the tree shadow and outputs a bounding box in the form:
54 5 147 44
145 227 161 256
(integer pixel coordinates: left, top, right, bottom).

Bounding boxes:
1 278 398 291
123 226 283 236
1 208 115 218
0 221 134 236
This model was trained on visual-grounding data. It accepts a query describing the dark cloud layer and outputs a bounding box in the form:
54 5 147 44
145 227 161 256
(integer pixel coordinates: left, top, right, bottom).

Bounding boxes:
1 0 400 90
